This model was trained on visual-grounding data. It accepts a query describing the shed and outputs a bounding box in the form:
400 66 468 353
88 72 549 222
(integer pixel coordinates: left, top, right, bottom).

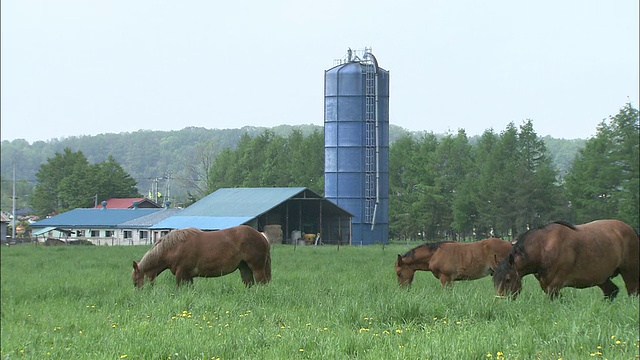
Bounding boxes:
32 226 73 238
152 187 353 245
1 213 9 242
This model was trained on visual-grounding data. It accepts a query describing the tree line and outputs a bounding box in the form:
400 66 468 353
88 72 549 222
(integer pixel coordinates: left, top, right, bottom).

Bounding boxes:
6 104 637 240
0 124 583 211
207 104 639 239
402 105 639 239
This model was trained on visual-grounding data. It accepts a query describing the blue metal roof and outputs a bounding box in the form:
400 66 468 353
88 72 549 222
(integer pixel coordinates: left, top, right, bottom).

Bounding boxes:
30 188 352 234
179 187 309 217
151 216 254 230
32 208 162 228
150 187 315 230
119 208 182 228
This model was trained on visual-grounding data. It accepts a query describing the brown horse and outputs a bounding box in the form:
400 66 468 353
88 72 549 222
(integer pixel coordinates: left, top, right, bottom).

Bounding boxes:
395 238 512 287
493 219 639 300
132 225 271 288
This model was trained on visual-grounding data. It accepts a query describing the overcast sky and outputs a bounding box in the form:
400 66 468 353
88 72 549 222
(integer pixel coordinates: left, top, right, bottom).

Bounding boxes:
2 1 638 143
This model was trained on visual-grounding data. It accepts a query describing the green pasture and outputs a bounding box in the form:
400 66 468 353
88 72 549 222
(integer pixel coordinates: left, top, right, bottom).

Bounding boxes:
1 243 638 359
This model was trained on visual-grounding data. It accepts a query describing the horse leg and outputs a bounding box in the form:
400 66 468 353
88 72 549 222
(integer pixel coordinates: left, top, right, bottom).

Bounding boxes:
439 275 453 288
539 278 561 300
238 261 255 287
620 270 639 296
253 269 269 284
264 256 272 282
245 256 271 285
252 261 270 285
544 286 561 300
598 279 619 301
174 269 193 287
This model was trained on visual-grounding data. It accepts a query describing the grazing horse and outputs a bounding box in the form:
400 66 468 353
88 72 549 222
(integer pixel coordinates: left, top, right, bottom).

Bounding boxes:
395 238 512 287
493 219 639 300
132 225 271 288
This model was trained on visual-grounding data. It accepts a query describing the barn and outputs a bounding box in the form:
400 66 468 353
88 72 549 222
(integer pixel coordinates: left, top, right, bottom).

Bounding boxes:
152 187 353 245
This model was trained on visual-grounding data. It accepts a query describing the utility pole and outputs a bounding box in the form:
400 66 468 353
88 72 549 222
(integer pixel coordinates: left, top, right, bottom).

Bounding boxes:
12 161 16 239
164 172 171 204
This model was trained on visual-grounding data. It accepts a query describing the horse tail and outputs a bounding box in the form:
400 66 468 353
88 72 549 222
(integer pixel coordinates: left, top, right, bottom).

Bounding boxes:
265 236 272 282
265 254 272 282
260 231 272 282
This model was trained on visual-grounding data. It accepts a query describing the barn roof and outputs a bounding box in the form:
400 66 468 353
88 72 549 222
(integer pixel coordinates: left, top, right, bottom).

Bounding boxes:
151 187 348 230
151 216 254 231
29 187 353 238
182 187 310 216
119 208 182 228
32 208 162 228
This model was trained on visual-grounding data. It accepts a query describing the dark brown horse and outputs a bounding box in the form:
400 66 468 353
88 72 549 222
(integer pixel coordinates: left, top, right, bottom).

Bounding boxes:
132 225 271 288
395 238 512 287
493 219 639 300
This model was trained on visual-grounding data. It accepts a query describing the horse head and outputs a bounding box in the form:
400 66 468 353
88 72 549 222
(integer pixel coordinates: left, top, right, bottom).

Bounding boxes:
132 261 159 288
132 261 146 288
492 253 523 299
395 254 415 288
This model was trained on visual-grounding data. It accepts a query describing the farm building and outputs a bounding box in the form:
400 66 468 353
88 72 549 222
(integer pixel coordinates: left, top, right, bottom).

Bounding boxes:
1 213 8 241
93 197 161 209
30 188 353 245
31 200 177 245
152 187 353 245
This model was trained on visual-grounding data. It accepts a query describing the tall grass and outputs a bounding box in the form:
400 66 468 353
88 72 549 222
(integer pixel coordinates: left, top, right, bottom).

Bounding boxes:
2 244 638 359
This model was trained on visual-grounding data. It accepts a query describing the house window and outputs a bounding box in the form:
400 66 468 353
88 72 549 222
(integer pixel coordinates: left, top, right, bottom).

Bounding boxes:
90 230 100 237
124 231 132 239
161 231 170 237
140 231 148 239
77 230 85 237
105 230 113 237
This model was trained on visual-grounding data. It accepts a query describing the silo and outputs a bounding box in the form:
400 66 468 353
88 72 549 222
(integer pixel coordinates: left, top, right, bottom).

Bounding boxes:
324 49 389 245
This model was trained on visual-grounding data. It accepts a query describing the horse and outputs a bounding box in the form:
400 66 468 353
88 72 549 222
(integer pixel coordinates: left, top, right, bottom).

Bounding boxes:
395 238 512 288
132 225 272 288
492 219 639 300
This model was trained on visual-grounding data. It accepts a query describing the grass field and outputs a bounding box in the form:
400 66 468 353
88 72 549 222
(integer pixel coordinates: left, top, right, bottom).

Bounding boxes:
1 243 638 359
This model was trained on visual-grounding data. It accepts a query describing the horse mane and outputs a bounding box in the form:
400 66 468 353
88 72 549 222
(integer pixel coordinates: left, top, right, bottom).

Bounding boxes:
513 220 577 254
138 228 202 270
551 220 577 230
402 241 454 259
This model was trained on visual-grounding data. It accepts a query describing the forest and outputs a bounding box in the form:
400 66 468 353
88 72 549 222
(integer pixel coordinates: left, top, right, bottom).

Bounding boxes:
1 103 637 239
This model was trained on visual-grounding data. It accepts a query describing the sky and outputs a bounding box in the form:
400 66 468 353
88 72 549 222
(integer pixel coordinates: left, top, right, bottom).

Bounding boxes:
1 1 638 143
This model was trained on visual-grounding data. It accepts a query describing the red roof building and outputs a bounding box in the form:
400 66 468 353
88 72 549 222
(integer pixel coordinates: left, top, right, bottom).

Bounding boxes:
94 198 162 209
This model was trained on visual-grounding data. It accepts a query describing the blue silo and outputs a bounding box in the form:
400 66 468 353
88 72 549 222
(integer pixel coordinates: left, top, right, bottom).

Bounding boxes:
324 49 389 245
